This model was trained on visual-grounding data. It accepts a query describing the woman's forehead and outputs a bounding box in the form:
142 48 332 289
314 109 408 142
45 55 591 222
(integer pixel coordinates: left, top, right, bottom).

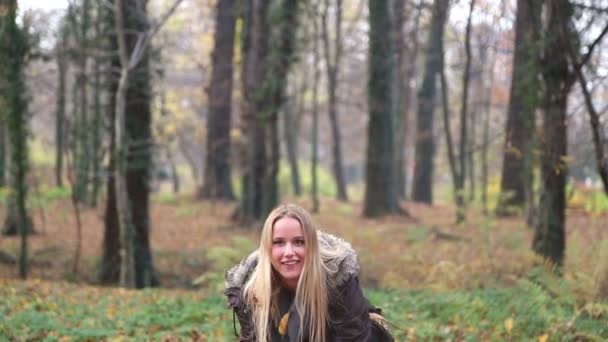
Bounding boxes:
272 216 304 236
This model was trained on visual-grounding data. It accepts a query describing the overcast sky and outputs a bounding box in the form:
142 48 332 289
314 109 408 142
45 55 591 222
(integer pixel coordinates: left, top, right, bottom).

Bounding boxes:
20 0 67 11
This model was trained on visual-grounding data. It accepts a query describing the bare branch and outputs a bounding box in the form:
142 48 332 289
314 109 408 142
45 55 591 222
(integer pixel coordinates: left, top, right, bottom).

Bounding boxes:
575 22 608 72
560 13 608 195
127 0 185 70
571 1 608 14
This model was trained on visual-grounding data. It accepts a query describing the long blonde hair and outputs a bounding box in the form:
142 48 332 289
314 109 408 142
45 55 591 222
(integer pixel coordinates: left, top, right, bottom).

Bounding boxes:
243 204 330 342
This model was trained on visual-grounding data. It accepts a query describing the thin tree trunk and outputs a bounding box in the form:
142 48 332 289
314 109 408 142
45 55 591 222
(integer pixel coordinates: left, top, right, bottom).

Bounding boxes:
283 95 302 195
74 0 91 204
167 147 180 194
311 3 320 213
321 0 348 201
0 119 5 187
100 0 120 285
563 25 608 195
454 0 475 223
481 41 496 216
392 0 405 199
90 4 105 206
55 29 68 188
401 1 422 200
411 0 449 203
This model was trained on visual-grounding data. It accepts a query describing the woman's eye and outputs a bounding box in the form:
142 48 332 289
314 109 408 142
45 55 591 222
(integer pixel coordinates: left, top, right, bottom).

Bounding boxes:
272 240 284 245
294 240 305 246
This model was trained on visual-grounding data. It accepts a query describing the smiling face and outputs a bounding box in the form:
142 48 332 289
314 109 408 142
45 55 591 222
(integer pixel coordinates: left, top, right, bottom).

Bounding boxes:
270 216 306 290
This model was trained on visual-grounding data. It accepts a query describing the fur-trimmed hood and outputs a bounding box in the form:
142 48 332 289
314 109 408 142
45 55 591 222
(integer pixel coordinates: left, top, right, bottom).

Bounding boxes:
224 231 360 291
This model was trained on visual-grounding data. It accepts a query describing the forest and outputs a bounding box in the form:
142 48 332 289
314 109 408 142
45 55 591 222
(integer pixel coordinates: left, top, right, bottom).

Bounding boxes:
1 0 608 340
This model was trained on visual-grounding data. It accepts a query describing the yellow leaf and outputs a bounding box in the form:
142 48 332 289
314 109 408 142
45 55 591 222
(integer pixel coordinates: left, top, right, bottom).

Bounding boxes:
504 318 514 333
278 312 290 336
538 333 549 342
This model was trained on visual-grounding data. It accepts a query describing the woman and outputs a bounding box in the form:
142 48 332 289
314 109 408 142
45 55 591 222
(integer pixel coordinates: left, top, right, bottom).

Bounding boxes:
224 203 393 341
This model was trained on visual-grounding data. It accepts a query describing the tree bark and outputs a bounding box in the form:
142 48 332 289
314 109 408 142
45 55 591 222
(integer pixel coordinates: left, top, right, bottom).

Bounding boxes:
263 0 299 216
454 0 475 223
321 0 348 201
532 0 573 267
496 0 541 216
363 0 402 217
72 0 92 204
90 2 106 206
0 0 31 277
392 0 405 199
112 0 181 287
54 21 69 188
411 0 449 203
283 95 302 196
239 0 270 222
311 3 321 213
238 0 299 221
399 1 422 200
200 0 237 200
480 38 496 216
100 0 121 285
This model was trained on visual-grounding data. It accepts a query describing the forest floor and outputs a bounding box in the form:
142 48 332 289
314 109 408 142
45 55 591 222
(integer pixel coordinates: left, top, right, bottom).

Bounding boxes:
1 193 607 340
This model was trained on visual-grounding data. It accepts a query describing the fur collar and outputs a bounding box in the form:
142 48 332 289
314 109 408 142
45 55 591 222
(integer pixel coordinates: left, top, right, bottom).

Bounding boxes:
224 231 359 290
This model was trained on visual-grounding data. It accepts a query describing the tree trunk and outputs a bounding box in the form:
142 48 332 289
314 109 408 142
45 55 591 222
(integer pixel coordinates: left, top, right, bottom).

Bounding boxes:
73 0 91 204
54 26 68 188
454 0 475 223
283 96 302 196
411 0 448 203
100 0 121 285
90 3 105 206
239 0 270 222
200 0 237 200
114 0 163 288
532 0 573 267
238 0 299 221
496 0 541 216
0 0 31 277
392 0 405 199
311 5 320 213
399 1 422 201
363 0 402 217
0 117 5 187
262 0 299 216
480 39 496 216
167 147 180 194
321 0 348 202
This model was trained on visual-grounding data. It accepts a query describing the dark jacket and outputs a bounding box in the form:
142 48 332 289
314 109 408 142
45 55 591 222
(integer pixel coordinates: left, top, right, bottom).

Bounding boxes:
224 232 394 341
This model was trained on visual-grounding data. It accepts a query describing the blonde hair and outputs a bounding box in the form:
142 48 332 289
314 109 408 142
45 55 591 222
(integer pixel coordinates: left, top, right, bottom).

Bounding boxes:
243 203 331 342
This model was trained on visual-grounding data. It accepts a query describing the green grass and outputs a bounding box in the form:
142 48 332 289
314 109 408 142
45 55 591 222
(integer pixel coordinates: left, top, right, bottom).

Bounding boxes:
1 278 606 341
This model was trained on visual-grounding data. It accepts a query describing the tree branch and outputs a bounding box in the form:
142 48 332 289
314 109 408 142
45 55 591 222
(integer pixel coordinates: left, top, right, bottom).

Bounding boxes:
560 14 608 195
575 22 608 72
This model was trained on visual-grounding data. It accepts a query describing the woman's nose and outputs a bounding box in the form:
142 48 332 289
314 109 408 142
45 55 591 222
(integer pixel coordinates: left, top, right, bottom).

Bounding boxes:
284 243 294 256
